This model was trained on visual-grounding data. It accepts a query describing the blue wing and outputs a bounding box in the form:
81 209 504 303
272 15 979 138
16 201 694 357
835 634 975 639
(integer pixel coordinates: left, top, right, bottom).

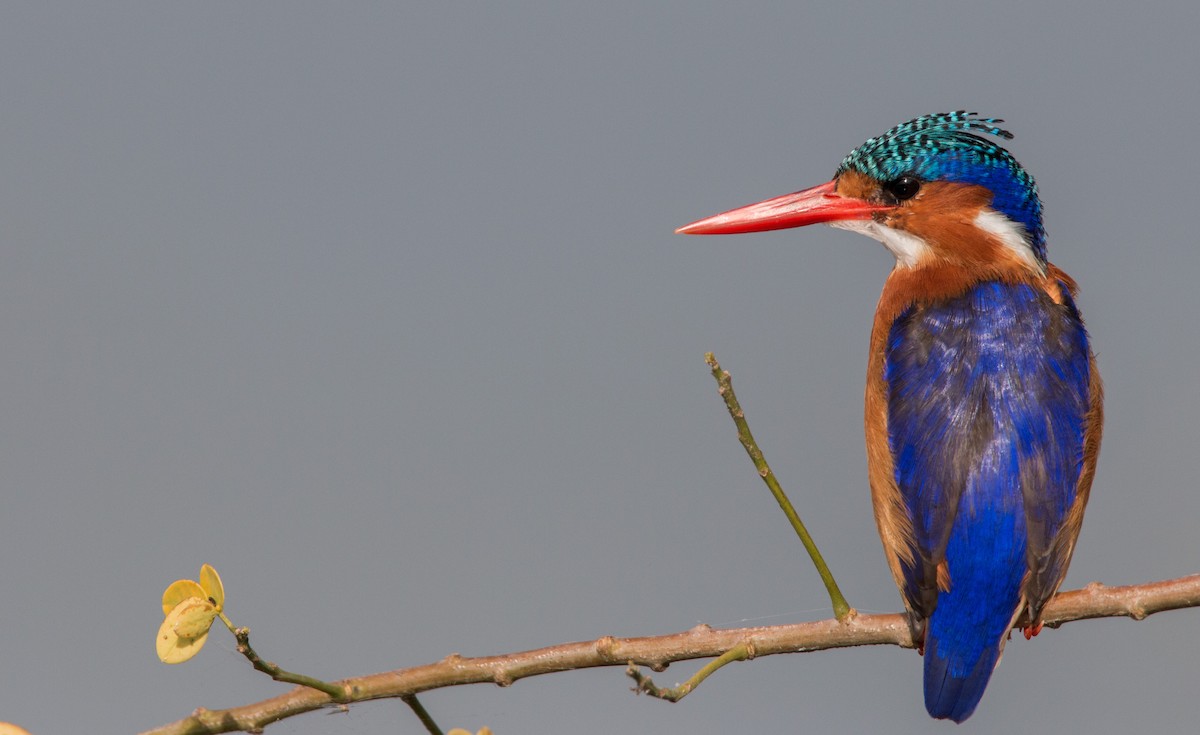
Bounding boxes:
885 280 1092 722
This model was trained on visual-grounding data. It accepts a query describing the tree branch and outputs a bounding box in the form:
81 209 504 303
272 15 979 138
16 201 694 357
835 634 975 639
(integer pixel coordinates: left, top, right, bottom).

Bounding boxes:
140 574 1200 735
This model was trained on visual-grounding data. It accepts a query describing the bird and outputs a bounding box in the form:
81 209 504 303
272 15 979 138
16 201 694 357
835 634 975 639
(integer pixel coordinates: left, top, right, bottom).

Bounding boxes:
676 112 1103 722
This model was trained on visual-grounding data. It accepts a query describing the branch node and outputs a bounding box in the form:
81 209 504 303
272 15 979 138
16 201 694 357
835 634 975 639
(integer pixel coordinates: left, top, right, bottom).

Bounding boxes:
492 669 514 687
595 635 618 658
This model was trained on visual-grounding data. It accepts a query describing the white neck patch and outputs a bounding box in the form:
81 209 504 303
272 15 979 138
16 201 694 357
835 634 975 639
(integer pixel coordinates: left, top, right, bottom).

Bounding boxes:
829 219 931 268
973 209 1044 275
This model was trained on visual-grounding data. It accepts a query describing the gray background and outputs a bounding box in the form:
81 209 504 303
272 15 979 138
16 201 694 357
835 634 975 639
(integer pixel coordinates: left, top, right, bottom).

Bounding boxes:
1 3 1196 734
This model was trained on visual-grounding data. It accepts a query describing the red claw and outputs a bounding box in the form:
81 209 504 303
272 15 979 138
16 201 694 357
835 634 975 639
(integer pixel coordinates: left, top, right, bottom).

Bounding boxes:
1022 622 1044 640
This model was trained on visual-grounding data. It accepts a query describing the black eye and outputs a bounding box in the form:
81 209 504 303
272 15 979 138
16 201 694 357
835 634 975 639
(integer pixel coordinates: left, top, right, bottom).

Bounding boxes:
884 175 921 202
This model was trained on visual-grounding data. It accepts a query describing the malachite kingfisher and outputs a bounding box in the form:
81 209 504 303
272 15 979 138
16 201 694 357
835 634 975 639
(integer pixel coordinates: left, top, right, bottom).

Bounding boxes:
677 112 1103 722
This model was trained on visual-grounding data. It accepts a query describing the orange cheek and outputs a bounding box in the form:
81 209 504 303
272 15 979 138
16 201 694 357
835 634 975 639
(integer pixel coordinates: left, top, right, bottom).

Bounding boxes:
886 182 1003 265
894 182 992 231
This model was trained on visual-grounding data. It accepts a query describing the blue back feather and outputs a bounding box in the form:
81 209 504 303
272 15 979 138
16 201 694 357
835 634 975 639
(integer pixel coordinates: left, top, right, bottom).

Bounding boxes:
885 281 1091 721
837 111 1046 261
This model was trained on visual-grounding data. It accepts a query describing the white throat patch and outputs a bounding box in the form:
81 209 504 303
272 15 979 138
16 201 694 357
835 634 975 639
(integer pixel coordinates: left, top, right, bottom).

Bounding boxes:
829 219 931 268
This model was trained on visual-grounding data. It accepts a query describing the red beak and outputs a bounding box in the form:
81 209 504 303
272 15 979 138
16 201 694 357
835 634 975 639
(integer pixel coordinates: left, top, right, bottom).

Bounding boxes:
675 180 889 235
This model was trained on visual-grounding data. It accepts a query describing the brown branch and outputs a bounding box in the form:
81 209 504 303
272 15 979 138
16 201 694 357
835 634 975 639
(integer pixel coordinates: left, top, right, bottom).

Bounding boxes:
140 574 1200 735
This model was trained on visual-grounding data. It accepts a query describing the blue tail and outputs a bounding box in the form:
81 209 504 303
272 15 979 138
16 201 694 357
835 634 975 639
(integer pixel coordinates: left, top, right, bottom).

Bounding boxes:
923 621 1005 722
920 500 1026 722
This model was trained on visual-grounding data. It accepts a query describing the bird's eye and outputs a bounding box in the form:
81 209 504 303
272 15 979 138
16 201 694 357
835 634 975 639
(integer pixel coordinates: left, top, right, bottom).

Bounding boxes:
884 175 921 202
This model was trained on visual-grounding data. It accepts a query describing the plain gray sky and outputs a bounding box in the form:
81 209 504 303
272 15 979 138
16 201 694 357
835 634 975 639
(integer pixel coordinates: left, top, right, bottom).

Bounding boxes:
2 3 1197 734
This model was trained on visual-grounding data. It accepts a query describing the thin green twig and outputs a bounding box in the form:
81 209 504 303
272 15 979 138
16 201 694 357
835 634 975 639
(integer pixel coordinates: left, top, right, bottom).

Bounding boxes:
628 643 752 702
227 622 349 703
705 352 853 621
401 694 444 735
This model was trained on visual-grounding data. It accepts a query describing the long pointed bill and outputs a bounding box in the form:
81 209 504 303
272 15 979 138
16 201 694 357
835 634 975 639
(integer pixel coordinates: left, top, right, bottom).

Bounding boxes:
675 180 889 235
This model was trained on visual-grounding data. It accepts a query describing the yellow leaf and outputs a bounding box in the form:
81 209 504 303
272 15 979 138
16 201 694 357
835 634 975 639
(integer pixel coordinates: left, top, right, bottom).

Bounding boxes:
156 620 208 664
0 723 33 735
162 579 206 617
171 597 217 637
446 731 472 735
199 564 224 610
156 598 215 664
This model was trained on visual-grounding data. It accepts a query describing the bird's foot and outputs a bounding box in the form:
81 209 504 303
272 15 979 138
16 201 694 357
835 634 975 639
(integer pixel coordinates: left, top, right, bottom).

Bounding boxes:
1022 622 1043 640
